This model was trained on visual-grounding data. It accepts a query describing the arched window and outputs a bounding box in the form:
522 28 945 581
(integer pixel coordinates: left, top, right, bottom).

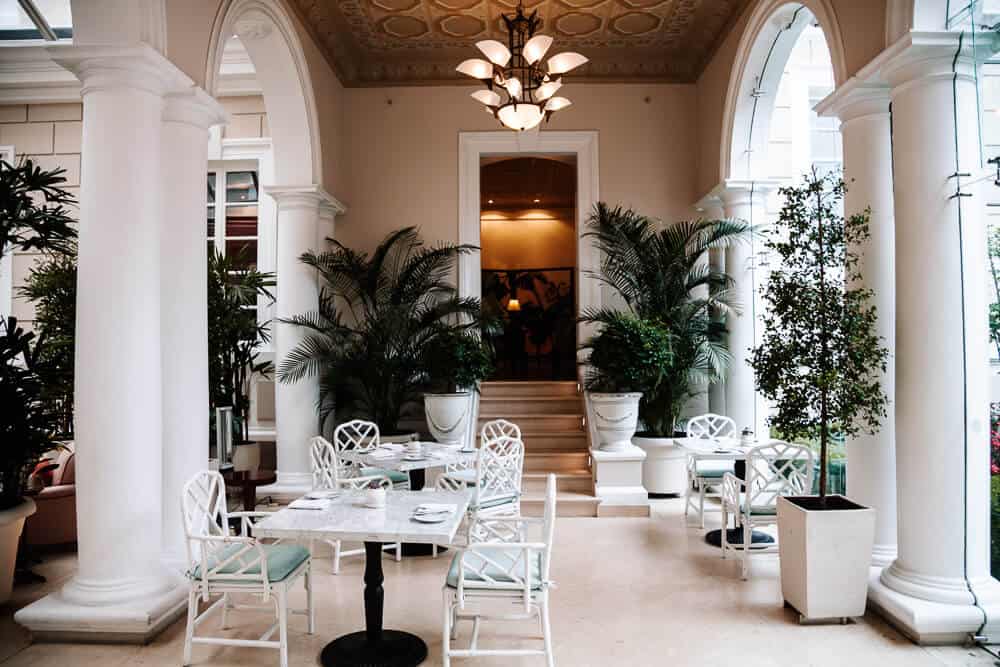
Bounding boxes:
0 0 71 42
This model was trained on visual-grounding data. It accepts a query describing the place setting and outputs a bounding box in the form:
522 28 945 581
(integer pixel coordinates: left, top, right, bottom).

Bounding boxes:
410 503 457 524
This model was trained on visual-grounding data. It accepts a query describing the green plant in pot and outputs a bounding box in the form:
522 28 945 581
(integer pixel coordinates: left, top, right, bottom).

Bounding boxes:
207 248 275 454
580 311 672 451
581 202 750 491
278 226 485 439
422 328 494 447
750 170 887 621
0 159 77 603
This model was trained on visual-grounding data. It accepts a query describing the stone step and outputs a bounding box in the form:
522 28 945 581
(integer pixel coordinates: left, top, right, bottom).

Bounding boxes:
520 432 589 450
521 491 600 517
524 450 590 473
478 413 584 432
479 396 583 415
480 380 579 398
523 471 592 493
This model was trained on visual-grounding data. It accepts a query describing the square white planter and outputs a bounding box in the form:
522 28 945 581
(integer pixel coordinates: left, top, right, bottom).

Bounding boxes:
777 495 876 622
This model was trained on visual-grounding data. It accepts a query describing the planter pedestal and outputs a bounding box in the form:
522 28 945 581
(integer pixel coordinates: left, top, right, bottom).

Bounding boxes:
632 436 687 496
590 446 649 517
0 498 36 604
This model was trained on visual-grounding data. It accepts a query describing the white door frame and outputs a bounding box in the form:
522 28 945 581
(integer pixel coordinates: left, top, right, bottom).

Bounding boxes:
458 130 601 361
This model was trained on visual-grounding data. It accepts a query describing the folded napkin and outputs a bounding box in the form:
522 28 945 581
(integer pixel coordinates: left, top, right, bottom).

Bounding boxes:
413 503 456 516
289 498 327 510
367 449 396 459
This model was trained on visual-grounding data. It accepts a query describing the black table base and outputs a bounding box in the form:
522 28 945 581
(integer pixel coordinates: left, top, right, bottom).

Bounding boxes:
397 468 445 558
321 542 427 667
704 527 775 549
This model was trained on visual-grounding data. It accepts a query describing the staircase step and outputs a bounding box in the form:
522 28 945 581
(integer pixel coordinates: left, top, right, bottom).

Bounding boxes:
520 432 589 450
481 381 578 398
478 413 584 432
522 491 600 517
523 471 592 493
479 396 583 415
525 450 589 473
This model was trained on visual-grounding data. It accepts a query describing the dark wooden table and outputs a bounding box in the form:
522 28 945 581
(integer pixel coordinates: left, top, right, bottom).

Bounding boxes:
222 469 276 511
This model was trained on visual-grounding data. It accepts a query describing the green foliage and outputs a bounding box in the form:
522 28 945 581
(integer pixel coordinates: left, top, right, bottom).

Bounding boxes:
278 226 488 434
992 475 1000 580
207 248 275 444
987 227 1000 358
581 202 752 436
422 329 494 394
18 246 77 437
750 170 888 499
0 159 76 261
581 311 672 394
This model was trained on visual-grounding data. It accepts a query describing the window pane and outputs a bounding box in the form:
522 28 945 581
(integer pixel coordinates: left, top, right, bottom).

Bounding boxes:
208 240 216 258
226 240 258 269
207 206 215 238
207 173 216 203
225 205 258 237
35 0 72 29
226 171 258 203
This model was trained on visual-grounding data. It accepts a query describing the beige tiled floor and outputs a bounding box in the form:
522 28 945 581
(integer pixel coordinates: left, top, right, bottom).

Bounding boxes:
1 498 997 667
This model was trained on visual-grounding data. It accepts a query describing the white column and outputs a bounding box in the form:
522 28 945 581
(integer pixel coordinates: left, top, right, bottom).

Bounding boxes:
15 45 191 641
159 89 226 569
719 181 776 440
866 34 1000 643
697 195 727 418
262 186 344 496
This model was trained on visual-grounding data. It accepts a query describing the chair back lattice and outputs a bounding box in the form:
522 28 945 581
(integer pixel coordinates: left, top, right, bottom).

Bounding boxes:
181 471 269 594
686 413 737 440
540 473 557 584
744 442 815 510
333 419 380 477
310 436 340 490
480 419 521 444
476 435 524 506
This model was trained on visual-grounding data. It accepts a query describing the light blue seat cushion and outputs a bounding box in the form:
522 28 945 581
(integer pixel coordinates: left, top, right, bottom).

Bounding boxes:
470 493 518 512
739 502 777 516
695 460 734 478
364 468 409 485
446 548 542 590
443 468 476 485
191 543 309 583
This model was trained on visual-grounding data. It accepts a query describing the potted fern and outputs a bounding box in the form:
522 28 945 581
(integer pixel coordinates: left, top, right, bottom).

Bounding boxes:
580 312 672 451
0 159 76 602
422 329 494 446
751 171 887 622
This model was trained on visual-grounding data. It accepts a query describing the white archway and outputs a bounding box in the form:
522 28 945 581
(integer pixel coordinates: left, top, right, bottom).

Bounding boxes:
719 0 847 183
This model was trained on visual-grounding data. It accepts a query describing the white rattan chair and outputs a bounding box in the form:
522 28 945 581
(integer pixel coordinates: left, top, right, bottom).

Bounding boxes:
684 413 738 527
471 434 524 522
720 442 815 579
442 474 557 667
333 419 410 489
309 437 400 573
441 419 522 487
181 471 313 667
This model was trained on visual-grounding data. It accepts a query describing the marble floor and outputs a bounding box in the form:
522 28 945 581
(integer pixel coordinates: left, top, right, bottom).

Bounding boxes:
1 497 997 667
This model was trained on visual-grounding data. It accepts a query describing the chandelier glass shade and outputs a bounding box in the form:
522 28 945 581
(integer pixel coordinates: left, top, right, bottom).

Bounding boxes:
456 2 587 131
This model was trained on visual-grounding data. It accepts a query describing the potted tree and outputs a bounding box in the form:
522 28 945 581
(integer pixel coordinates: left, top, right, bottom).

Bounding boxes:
583 204 750 490
207 248 275 462
422 329 494 446
278 227 486 440
0 159 76 603
751 171 887 622
580 311 672 451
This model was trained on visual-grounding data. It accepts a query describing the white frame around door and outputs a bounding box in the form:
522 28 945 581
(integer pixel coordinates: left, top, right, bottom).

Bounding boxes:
458 130 601 363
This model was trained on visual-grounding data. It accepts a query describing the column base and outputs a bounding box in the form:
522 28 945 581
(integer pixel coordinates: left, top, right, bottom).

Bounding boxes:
14 575 187 643
591 446 650 517
256 470 312 501
868 567 1000 644
871 544 898 570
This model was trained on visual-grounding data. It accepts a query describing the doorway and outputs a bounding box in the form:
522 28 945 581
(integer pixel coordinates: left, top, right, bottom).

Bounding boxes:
480 156 577 380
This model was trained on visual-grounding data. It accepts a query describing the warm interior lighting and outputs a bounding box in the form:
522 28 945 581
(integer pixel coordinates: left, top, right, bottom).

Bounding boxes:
471 90 502 107
523 35 553 64
533 198 541 203
544 97 572 112
535 79 562 101
504 77 523 100
507 298 521 312
497 103 544 131
476 39 511 67
547 52 588 75
456 58 493 80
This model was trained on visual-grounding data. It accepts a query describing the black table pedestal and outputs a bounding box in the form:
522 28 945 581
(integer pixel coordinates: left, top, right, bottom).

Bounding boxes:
320 542 427 667
398 468 444 557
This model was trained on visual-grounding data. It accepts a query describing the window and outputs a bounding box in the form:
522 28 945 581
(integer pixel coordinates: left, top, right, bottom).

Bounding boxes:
207 169 259 270
0 0 72 41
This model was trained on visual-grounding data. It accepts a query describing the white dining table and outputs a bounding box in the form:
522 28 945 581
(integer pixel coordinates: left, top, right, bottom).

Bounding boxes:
673 436 786 461
255 488 473 667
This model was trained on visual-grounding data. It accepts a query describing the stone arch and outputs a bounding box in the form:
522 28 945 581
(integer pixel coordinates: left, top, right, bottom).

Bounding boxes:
205 0 322 187
719 0 847 182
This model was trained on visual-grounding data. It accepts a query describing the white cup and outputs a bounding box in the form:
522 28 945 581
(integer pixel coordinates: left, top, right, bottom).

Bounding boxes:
364 487 387 509
406 441 421 457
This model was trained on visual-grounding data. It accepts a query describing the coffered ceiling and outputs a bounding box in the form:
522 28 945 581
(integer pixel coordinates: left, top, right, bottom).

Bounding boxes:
290 0 750 86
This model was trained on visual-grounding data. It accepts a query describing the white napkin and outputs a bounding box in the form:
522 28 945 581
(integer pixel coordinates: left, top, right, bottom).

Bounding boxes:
289 498 327 510
367 449 396 459
413 503 456 516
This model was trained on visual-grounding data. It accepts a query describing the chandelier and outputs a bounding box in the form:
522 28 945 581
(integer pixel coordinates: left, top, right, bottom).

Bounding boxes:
456 2 588 131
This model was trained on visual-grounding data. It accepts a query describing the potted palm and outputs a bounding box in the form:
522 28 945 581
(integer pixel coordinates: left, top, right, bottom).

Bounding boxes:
580 312 672 451
278 227 485 440
422 329 494 446
582 204 750 490
751 171 887 622
0 159 76 603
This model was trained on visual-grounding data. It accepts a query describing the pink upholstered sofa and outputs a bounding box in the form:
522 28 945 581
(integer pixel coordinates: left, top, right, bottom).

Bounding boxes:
23 447 77 547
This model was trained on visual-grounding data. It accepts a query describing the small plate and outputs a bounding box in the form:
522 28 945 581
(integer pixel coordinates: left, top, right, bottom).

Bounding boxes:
305 490 340 500
403 454 427 461
411 513 449 523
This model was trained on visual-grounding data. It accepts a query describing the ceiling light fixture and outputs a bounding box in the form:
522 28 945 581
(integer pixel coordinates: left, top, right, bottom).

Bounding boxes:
457 1 587 131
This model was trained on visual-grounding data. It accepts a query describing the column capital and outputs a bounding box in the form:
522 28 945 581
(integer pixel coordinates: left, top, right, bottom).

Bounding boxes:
815 79 890 124
268 184 347 216
880 30 994 92
719 178 784 208
163 87 227 130
47 43 191 99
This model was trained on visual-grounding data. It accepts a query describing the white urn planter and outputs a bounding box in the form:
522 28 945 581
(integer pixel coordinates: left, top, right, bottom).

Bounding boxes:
424 392 473 445
777 495 876 622
0 497 36 604
632 435 687 496
588 392 642 451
